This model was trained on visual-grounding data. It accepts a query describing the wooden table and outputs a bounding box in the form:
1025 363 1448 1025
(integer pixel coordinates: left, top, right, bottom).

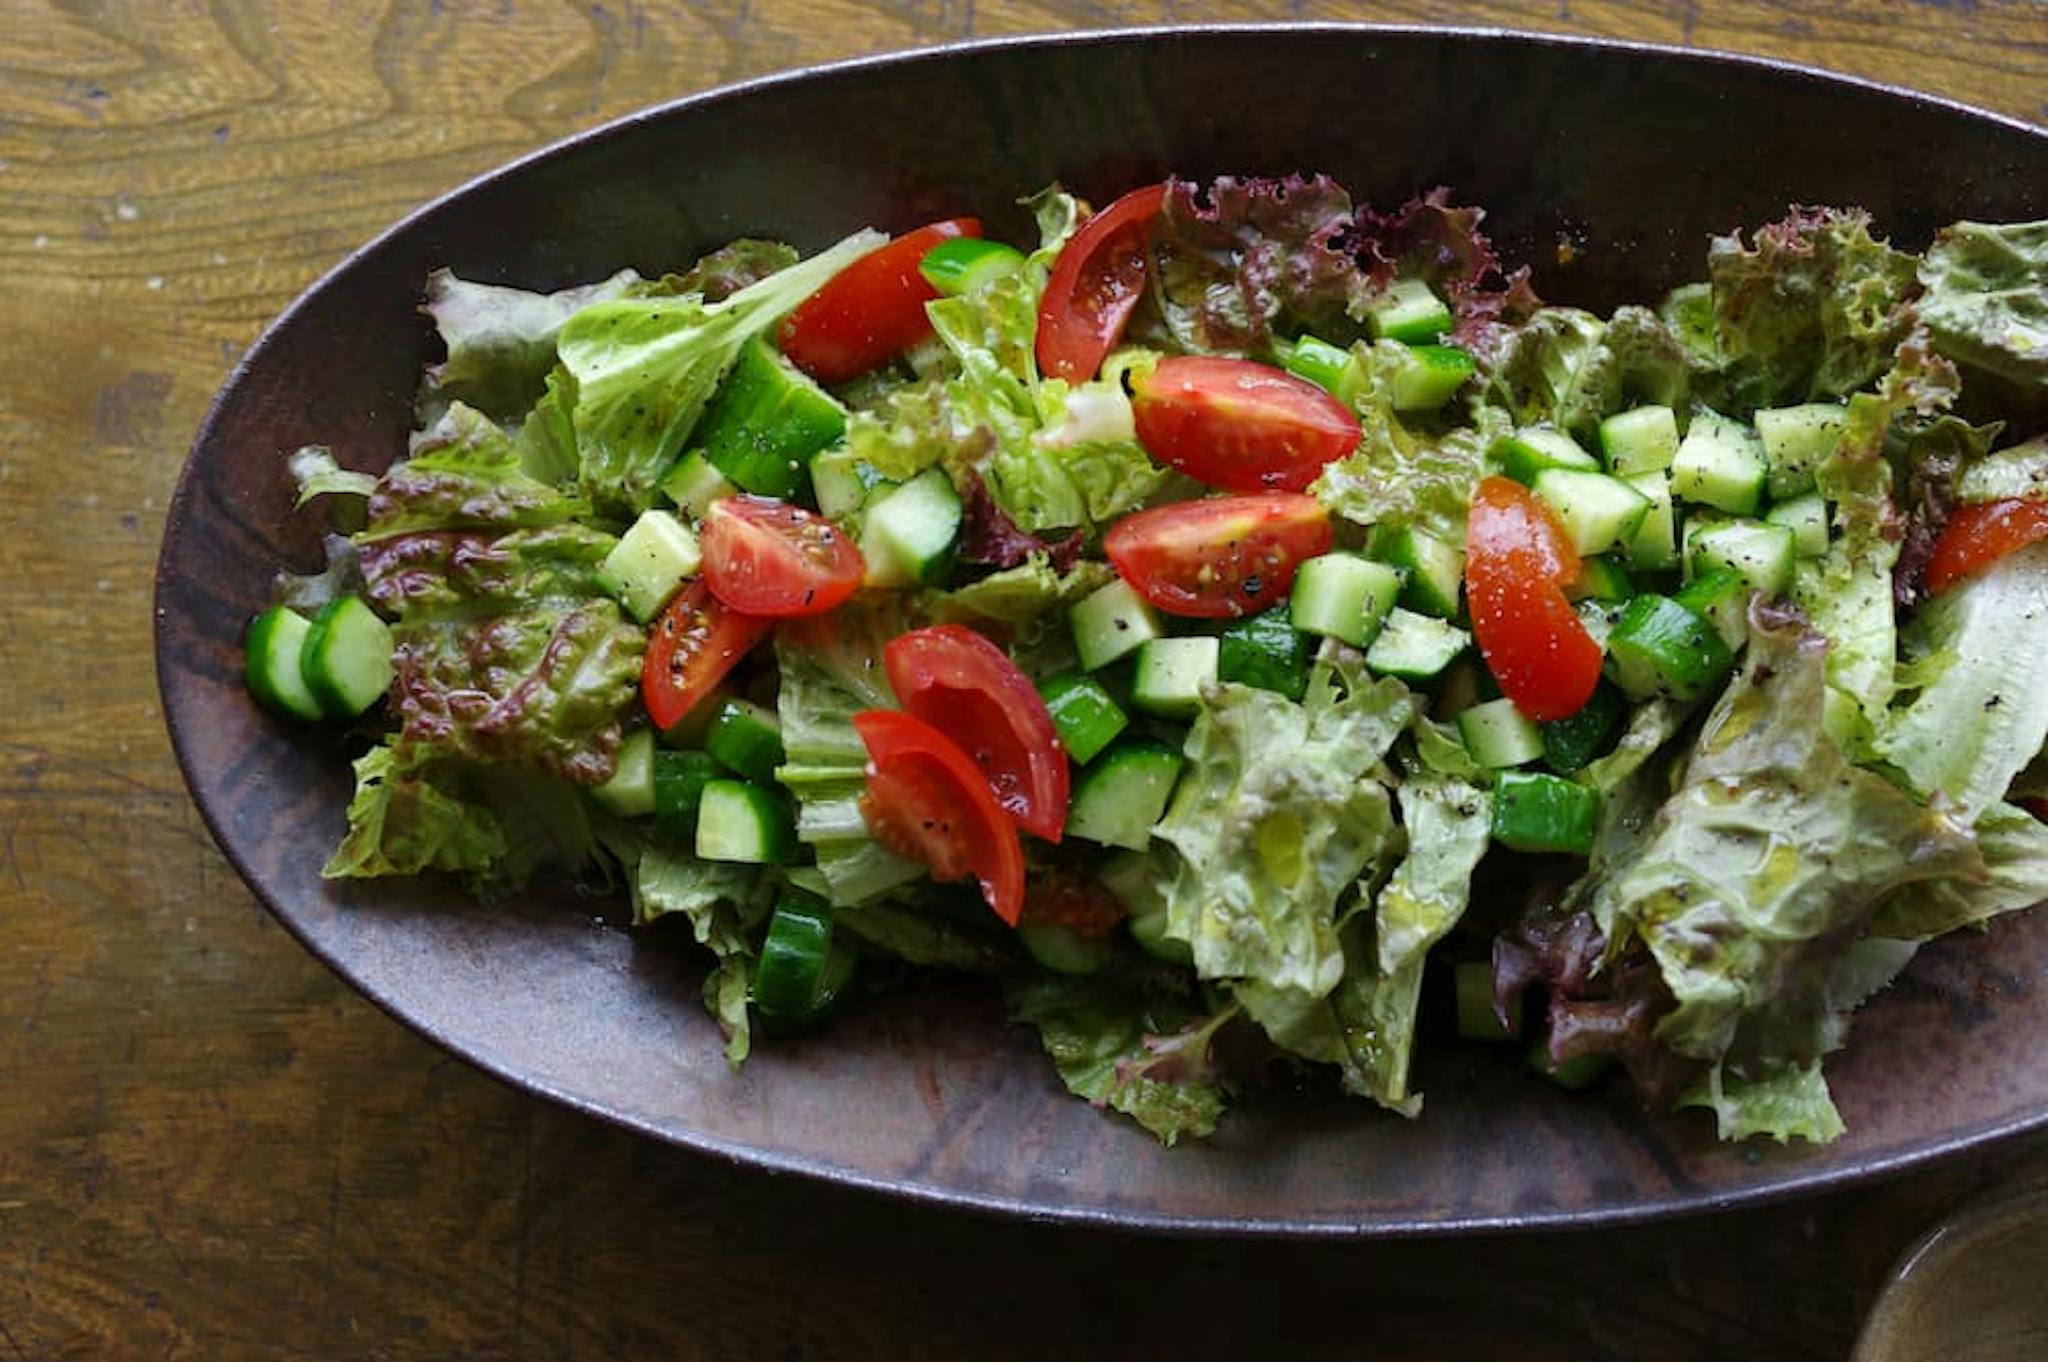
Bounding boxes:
3 3 2044 1357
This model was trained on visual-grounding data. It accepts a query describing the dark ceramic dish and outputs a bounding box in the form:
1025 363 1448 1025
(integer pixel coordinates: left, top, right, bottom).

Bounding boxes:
156 26 2048 1236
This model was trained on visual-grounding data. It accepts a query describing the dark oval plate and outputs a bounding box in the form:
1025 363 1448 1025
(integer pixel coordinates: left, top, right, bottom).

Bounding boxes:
155 25 2048 1236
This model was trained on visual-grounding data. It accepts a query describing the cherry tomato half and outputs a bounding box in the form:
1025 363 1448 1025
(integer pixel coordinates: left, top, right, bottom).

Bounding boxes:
853 709 1026 926
1924 497 2048 595
700 495 866 618
641 580 773 732
1464 475 1601 723
884 625 1068 842
1021 871 1127 941
1131 356 1362 493
778 218 980 383
1104 492 1332 618
1035 183 1166 383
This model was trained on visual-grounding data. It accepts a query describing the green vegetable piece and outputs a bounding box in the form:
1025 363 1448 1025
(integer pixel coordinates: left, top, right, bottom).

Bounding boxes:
1037 672 1130 765
1671 410 1767 516
1017 918 1115 976
1216 607 1313 702
698 337 848 501
653 749 719 837
591 727 657 818
1566 554 1634 604
244 606 324 721
1673 569 1751 652
1388 343 1477 411
1068 739 1184 851
1457 697 1545 770
1540 682 1625 773
300 596 396 719
862 466 962 587
658 450 737 517
752 894 858 1031
1754 403 1847 501
695 779 798 865
1687 518 1796 598
1290 553 1403 648
1367 277 1453 344
597 509 702 623
1494 425 1599 485
1455 959 1514 1042
918 237 1026 296
1598 404 1680 476
1280 334 1356 397
1621 472 1678 571
1370 524 1464 618
1070 577 1163 671
1364 608 1470 682
704 698 785 786
1765 492 1830 558
1530 468 1653 558
1529 1043 1612 1090
1605 593 1735 701
1131 637 1220 721
1490 770 1600 854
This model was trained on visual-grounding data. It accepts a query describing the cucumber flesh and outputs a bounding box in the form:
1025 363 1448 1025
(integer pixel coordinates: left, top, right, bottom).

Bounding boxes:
1130 637 1219 721
1457 697 1545 769
1765 492 1830 558
1289 553 1403 648
244 606 324 721
1621 472 1678 572
1530 468 1652 558
1364 608 1470 682
1067 740 1183 851
598 509 702 623
591 728 658 818
1673 569 1752 652
1491 770 1599 855
1605 593 1735 701
658 451 737 518
1037 672 1130 765
1598 405 1680 476
704 698 785 786
862 466 962 587
299 596 395 719
1367 278 1453 343
1216 606 1312 702
1370 525 1464 619
1071 577 1163 672
1455 959 1515 1041
695 779 798 865
1671 410 1766 516
1388 343 1476 411
1755 403 1847 501
1687 518 1796 598
698 337 846 501
654 749 720 837
1494 426 1599 485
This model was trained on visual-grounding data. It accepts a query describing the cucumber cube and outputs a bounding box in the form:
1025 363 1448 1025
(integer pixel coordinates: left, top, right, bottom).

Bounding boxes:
1671 410 1767 516
1388 343 1477 411
1598 405 1680 476
1457 697 1546 769
1673 569 1752 652
1071 578 1163 671
1216 608 1312 701
1130 637 1220 720
1282 334 1357 398
598 509 701 623
1367 278 1453 344
1370 525 1464 618
1622 472 1678 571
591 728 659 818
1688 519 1796 598
1491 770 1600 855
1755 403 1847 500
1605 594 1735 701
658 451 736 517
1531 469 1653 558
862 466 962 588
1037 672 1129 765
1364 608 1470 681
1067 740 1184 851
1290 553 1404 648
1494 425 1599 485
1765 492 1830 558
811 447 886 521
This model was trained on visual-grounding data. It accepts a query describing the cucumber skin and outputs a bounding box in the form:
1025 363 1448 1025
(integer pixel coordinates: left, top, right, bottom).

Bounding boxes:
244 607 324 722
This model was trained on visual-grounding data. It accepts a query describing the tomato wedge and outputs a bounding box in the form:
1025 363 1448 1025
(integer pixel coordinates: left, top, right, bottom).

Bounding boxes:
1035 183 1166 382
1464 475 1601 723
642 580 773 732
884 625 1068 842
1924 497 2048 595
852 709 1026 926
1105 492 1332 618
778 218 980 383
700 495 865 618
1131 356 1362 493
1021 871 1127 940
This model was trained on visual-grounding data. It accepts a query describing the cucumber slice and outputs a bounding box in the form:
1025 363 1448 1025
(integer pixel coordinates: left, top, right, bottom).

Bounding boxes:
1370 525 1464 618
1754 402 1847 500
1540 681 1625 773
1673 568 1751 652
1956 435 2048 504
1130 637 1219 720
1491 769 1600 855
1565 554 1634 604
244 606 324 721
1494 425 1599 485
1070 577 1163 671
1687 518 1796 598
1530 468 1652 558
752 895 858 1031
591 727 658 818
810 447 887 521
1765 492 1830 558
1280 334 1356 398
1621 472 1678 572
597 509 702 623
1098 849 1193 966
1457 697 1545 769
1017 918 1114 975
1364 608 1470 682
1455 959 1515 1041
653 749 720 837
1605 593 1735 701
695 779 798 865
1067 740 1184 851
1216 606 1312 702
1290 553 1403 648
1037 672 1129 765
1671 410 1767 516
299 596 395 719
704 698 785 786
1367 277 1453 343
1388 343 1476 411
658 451 737 517
1598 404 1680 476
698 337 847 501
862 466 961 587
918 237 1026 296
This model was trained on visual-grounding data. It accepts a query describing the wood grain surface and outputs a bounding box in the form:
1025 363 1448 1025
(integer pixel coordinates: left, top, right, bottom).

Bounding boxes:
2 3 2044 1359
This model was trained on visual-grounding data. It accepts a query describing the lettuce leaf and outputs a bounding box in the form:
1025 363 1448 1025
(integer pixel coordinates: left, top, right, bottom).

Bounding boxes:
922 555 1112 628
556 230 884 516
1311 340 1497 540
1869 801 2048 941
1916 220 2048 385
631 843 773 1066
1679 1059 1847 1144
1482 305 1693 440
642 238 801 303
1355 187 1542 356
420 266 641 421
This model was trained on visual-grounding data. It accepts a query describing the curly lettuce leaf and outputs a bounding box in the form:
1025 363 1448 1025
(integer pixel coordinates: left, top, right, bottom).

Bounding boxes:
922 555 1112 627
289 445 378 508
1679 1059 1847 1144
421 266 641 421
557 230 884 516
1355 187 1542 355
1916 220 2048 385
643 238 801 303
1869 801 2048 941
631 843 772 1066
1311 340 1497 539
1483 305 1693 440
369 403 593 537
1008 972 1231 1145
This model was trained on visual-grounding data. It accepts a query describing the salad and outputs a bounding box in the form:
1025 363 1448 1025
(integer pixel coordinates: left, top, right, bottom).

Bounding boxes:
245 175 2048 1146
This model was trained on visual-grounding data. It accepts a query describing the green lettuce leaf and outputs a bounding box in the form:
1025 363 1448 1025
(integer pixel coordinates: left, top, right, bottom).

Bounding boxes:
1377 770 1494 975
834 893 1020 973
1679 1059 1847 1144
642 238 801 303
921 555 1113 628
1916 220 2048 385
631 842 773 1066
1483 305 1692 440
421 266 641 421
288 445 377 507
369 403 593 538
556 230 884 517
1155 646 1413 996
1869 801 2048 941
1312 340 1498 540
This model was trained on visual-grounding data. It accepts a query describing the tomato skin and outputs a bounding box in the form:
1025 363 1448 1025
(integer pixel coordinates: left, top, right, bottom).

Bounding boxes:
1925 498 2048 594
1464 476 1601 723
778 218 980 383
1021 871 1127 941
641 580 773 732
883 625 1068 842
852 709 1026 926
1105 492 1332 618
700 495 865 618
1131 356 1362 493
1035 183 1166 382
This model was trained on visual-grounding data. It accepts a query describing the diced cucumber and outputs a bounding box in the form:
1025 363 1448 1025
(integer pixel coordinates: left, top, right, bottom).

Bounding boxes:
1494 425 1599 485
698 337 847 501
1370 525 1464 618
1130 637 1219 720
1540 681 1625 774
653 749 720 837
1671 409 1767 516
918 237 1026 296
1687 518 1796 598
659 450 738 518
1605 594 1735 701
1037 672 1129 765
1754 402 1847 500
1598 404 1680 476
299 596 395 719
1621 472 1678 572
1455 959 1515 1041
1363 608 1470 681
1457 697 1545 769
694 779 797 865
1097 849 1191 966
751 894 858 1030
1673 569 1751 652
704 698 785 786
1765 492 1830 558
1531 468 1652 558
1071 577 1163 671
1280 334 1356 397
1529 1043 1613 1090
1388 343 1476 411
1565 554 1634 604
591 727 657 818
1491 769 1600 855
1067 740 1184 851
1216 606 1312 702
244 606 324 721
1017 918 1114 975
810 447 887 521
862 466 961 587
1367 277 1453 343
597 509 702 623
1289 553 1403 648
